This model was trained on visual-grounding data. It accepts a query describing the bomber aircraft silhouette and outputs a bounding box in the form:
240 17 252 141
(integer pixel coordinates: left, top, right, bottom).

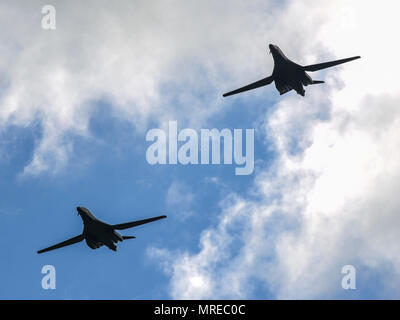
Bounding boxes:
37 206 167 254
223 44 360 97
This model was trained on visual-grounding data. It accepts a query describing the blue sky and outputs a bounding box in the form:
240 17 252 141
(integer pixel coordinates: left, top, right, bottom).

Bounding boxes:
1 1 400 299
0 89 274 299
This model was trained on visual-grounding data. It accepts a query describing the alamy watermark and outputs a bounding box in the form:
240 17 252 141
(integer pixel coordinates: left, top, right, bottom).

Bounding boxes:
146 121 254 175
41 265 56 290
341 265 356 290
41 5 56 30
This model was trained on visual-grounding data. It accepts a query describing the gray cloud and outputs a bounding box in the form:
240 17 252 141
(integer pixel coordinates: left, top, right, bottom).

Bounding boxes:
150 0 400 299
4 0 399 299
0 0 275 175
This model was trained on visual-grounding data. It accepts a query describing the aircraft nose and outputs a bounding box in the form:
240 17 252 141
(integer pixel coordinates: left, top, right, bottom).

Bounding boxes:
269 44 276 51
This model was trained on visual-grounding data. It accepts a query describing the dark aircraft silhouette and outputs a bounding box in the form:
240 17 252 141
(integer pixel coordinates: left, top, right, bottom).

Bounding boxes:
37 207 167 254
223 44 360 97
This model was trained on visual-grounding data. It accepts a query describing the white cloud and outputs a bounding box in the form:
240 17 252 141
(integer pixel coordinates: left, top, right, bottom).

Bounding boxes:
3 0 400 299
166 180 195 221
150 0 400 299
0 0 274 175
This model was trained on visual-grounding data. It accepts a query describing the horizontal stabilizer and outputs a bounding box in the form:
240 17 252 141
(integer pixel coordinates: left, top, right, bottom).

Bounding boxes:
223 75 274 97
304 56 360 72
113 215 167 230
37 234 84 254
122 236 136 239
312 80 325 84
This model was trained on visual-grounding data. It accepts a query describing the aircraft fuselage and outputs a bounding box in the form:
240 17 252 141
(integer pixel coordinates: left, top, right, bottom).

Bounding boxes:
37 207 166 254
222 44 359 98
270 45 313 96
78 207 123 251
